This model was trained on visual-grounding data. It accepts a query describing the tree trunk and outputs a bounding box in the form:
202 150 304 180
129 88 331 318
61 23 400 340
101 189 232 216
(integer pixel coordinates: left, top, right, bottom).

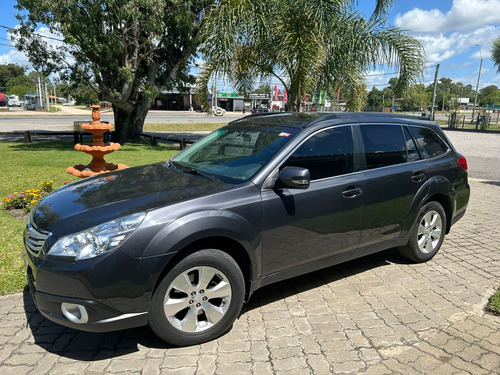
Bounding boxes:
288 91 303 112
112 97 152 144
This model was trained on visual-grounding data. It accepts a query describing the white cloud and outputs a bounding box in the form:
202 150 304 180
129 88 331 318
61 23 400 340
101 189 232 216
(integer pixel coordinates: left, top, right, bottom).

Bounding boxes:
0 48 31 67
414 25 500 65
0 25 68 71
394 8 445 33
395 0 500 33
364 69 392 88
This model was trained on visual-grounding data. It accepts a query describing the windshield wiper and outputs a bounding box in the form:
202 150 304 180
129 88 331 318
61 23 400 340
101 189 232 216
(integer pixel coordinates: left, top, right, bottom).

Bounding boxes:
182 168 218 181
169 160 218 181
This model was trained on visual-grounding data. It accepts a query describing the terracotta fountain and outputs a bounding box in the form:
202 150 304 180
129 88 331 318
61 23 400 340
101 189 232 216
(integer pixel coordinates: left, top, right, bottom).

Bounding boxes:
66 105 128 178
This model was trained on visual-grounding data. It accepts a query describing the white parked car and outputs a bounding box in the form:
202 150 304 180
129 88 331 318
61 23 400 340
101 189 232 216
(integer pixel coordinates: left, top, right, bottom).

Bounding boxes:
212 106 226 116
8 95 21 107
63 100 76 106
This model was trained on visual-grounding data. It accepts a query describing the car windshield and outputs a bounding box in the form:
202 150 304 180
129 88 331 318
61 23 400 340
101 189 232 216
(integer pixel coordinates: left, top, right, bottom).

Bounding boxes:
171 123 301 183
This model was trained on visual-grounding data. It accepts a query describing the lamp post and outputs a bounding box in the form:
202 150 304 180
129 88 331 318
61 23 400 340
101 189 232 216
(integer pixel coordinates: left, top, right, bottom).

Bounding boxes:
472 44 483 126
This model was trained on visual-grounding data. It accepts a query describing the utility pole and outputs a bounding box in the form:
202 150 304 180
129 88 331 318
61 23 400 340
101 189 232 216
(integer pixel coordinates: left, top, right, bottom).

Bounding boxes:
472 58 483 127
212 76 217 108
431 64 440 121
45 82 50 111
442 91 446 113
37 76 43 109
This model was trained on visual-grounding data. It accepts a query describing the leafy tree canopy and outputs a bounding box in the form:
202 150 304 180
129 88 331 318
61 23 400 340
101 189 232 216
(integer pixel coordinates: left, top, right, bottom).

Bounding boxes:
479 85 500 106
367 86 383 107
6 75 33 93
197 0 424 111
253 84 272 95
0 64 26 92
15 0 211 142
493 37 500 73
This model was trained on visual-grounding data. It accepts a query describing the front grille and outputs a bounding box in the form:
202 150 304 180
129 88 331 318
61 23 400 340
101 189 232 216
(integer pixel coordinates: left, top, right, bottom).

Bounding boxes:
25 217 50 255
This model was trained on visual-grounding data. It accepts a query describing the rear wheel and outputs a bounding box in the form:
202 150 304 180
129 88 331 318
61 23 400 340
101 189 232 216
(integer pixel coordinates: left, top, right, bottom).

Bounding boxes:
398 201 447 263
149 249 244 346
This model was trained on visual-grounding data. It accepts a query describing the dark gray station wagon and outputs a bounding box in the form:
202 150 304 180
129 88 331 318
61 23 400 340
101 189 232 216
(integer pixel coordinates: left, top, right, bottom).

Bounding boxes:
24 113 470 346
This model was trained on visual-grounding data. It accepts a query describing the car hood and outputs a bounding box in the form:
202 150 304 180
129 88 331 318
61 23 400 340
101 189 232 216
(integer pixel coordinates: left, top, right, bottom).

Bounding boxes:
32 162 230 235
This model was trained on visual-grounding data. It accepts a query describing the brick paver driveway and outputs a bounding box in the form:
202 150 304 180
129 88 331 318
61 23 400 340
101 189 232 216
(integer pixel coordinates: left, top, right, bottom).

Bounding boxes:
1 178 499 374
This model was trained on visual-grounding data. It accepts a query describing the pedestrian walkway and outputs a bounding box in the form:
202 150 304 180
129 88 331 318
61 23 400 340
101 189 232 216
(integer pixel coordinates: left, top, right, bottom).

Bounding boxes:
0 178 499 374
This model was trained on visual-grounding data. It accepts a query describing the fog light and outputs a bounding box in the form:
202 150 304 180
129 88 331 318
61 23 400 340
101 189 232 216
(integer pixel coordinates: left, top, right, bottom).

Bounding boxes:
61 302 89 324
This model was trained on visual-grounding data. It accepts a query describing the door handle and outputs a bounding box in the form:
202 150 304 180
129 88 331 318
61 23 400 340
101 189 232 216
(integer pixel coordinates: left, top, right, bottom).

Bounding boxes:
411 172 426 182
342 187 362 198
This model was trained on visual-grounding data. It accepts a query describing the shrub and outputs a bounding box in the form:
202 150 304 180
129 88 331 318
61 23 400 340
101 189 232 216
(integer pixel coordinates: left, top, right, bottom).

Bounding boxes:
1 180 54 212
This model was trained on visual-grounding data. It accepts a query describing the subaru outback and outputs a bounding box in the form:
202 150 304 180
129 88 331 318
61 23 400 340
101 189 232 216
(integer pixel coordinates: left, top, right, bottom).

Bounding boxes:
24 112 470 346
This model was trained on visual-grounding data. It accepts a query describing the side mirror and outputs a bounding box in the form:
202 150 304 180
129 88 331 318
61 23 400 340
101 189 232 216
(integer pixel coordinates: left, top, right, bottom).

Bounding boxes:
276 167 310 189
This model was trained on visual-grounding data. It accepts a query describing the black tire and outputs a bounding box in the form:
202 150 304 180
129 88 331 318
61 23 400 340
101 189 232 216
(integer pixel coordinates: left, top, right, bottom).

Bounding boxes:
398 201 447 263
149 249 244 346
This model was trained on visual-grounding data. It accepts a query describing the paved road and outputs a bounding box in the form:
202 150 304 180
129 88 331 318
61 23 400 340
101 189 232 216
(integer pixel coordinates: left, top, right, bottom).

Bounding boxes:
0 178 499 374
444 130 500 182
0 108 243 129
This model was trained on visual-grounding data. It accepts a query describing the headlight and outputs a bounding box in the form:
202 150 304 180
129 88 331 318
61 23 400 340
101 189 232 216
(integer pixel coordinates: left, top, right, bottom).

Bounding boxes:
48 213 146 260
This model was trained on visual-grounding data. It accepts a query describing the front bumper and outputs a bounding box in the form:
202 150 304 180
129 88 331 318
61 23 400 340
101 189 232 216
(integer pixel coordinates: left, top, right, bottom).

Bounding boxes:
23 238 168 333
29 288 148 332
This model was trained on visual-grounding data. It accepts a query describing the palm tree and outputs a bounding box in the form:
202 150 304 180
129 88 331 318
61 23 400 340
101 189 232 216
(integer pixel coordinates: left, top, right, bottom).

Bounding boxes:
197 0 424 111
493 37 500 73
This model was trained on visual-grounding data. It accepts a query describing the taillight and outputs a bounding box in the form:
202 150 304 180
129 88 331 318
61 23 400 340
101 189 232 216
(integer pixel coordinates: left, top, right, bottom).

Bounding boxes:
457 156 468 171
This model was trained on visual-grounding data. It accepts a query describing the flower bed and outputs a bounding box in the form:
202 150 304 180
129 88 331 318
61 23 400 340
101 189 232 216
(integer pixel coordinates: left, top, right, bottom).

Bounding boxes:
2 180 54 212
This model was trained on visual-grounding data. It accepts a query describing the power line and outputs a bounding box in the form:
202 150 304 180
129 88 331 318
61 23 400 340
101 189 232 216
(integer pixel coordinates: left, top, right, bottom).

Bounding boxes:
0 24 64 42
363 64 438 78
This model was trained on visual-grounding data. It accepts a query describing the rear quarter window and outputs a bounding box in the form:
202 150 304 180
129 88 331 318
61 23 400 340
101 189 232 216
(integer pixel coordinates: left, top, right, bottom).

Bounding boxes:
409 126 449 158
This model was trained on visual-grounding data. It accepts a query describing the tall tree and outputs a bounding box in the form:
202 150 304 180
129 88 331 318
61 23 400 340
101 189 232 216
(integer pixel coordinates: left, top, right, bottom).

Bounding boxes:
15 0 210 143
5 74 35 98
493 37 500 73
197 0 424 111
0 64 26 92
479 85 500 106
367 87 383 107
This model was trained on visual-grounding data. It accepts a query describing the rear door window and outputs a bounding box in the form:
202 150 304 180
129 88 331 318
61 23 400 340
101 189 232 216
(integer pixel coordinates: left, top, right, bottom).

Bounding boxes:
360 125 406 169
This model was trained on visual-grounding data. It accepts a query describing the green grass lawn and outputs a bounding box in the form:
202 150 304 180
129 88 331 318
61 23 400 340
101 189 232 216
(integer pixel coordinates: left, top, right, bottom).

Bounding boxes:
0 140 179 295
486 288 500 316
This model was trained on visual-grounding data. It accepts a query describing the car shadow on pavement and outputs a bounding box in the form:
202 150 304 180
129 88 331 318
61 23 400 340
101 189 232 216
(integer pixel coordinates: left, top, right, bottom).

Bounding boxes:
480 180 500 187
22 292 171 359
244 247 404 313
22 248 404 359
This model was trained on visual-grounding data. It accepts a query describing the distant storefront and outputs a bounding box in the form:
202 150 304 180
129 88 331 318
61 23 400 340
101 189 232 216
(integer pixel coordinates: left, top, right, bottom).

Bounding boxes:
152 89 272 112
249 93 271 110
210 91 245 112
151 88 199 111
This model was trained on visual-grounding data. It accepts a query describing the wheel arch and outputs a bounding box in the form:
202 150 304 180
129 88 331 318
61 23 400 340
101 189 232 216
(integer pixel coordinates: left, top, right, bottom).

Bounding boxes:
151 236 254 301
423 193 453 234
402 176 454 237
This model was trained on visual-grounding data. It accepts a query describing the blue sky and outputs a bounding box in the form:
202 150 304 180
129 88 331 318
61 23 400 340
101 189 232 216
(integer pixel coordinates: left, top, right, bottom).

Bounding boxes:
1 0 499 91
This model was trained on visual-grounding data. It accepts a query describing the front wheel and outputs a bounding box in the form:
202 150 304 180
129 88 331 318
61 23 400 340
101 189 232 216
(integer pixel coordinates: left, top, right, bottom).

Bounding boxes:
149 249 244 346
398 201 447 263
